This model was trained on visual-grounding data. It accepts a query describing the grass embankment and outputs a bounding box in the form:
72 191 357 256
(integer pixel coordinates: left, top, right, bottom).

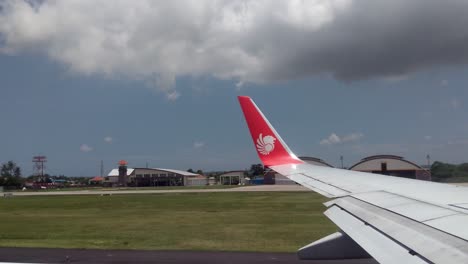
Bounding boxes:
0 192 335 252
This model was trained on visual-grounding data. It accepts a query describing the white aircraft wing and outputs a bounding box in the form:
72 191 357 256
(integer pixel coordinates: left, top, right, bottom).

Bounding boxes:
238 96 468 264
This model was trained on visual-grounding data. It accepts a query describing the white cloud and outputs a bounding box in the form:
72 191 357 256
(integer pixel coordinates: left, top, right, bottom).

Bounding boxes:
451 98 461 109
1 1 468 96
193 141 205 149
447 139 468 145
104 136 113 143
424 136 432 141
320 132 363 145
235 80 244 90
166 91 181 101
320 133 341 145
342 133 364 143
440 80 449 86
79 144 93 152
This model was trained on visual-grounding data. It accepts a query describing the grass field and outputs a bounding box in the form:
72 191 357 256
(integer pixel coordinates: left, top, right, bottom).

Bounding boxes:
0 192 336 252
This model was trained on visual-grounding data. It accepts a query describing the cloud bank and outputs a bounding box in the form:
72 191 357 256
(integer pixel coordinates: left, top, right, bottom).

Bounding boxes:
2 0 468 97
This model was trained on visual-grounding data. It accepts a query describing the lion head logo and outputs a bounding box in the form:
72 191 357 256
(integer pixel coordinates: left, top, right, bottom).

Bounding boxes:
256 133 276 155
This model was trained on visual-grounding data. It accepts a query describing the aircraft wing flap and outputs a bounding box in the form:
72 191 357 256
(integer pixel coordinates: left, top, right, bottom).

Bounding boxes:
326 196 468 264
325 206 428 264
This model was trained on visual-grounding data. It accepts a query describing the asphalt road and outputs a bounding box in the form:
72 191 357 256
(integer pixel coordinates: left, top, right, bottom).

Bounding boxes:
0 247 378 264
3 185 309 197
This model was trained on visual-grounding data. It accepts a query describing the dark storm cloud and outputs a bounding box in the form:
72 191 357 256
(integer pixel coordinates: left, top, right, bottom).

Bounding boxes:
1 0 468 93
260 0 468 81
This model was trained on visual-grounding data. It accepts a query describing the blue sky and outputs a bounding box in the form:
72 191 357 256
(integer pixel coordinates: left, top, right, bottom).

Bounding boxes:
2 53 468 176
1 1 468 176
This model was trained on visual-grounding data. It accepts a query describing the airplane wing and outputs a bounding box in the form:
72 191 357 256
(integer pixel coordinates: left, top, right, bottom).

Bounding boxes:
238 96 468 264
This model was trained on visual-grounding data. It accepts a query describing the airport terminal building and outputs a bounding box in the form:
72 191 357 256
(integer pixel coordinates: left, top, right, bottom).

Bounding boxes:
106 168 205 187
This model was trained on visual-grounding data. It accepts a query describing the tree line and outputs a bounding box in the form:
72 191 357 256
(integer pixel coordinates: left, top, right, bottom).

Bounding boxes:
0 161 95 189
431 161 468 182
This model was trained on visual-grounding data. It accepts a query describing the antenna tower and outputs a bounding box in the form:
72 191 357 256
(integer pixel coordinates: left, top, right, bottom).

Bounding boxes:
32 156 47 181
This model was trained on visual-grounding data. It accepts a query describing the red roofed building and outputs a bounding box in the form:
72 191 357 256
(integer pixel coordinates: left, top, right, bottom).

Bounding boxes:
89 176 104 185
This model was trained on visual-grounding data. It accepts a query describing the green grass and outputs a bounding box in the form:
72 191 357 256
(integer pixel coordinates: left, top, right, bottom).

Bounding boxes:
0 192 336 252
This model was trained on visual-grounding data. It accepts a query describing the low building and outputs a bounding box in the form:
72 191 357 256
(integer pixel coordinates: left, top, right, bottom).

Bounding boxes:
219 171 245 185
89 176 104 185
106 168 202 187
208 177 217 185
349 155 431 181
185 175 208 186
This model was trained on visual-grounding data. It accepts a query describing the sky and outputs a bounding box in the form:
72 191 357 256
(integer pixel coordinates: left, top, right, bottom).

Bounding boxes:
1 0 468 176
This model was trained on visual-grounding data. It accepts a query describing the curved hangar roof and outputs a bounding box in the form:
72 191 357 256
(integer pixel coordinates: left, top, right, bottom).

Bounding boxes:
349 155 423 171
108 168 199 177
349 155 431 181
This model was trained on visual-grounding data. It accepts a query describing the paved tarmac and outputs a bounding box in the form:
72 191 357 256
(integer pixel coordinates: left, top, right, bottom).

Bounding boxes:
0 247 377 264
4 185 309 197
4 183 467 197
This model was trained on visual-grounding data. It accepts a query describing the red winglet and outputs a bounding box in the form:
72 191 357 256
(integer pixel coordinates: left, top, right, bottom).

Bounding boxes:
238 96 303 167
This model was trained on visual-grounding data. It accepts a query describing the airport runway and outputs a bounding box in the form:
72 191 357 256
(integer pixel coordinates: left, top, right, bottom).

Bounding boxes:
0 247 377 264
6 183 468 197
4 185 309 197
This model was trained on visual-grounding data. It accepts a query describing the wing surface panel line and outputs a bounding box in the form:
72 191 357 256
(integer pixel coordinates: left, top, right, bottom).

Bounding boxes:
380 190 468 215
297 173 352 194
327 204 433 264
344 195 468 244
328 197 468 262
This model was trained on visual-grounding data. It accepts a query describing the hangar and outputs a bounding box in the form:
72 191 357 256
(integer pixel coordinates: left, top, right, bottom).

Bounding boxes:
106 168 204 187
219 171 245 185
349 155 431 181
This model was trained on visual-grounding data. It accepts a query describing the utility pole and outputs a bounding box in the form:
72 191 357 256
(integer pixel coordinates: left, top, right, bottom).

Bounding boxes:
426 154 431 168
340 155 344 169
100 160 104 177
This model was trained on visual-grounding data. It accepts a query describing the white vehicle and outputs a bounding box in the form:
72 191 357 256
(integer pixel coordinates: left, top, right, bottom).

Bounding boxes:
238 96 468 264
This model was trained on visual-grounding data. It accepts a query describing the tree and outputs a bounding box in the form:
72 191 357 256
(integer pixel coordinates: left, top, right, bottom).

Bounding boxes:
196 169 204 175
187 168 194 173
430 161 468 182
0 161 23 188
1 161 21 178
249 164 264 176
